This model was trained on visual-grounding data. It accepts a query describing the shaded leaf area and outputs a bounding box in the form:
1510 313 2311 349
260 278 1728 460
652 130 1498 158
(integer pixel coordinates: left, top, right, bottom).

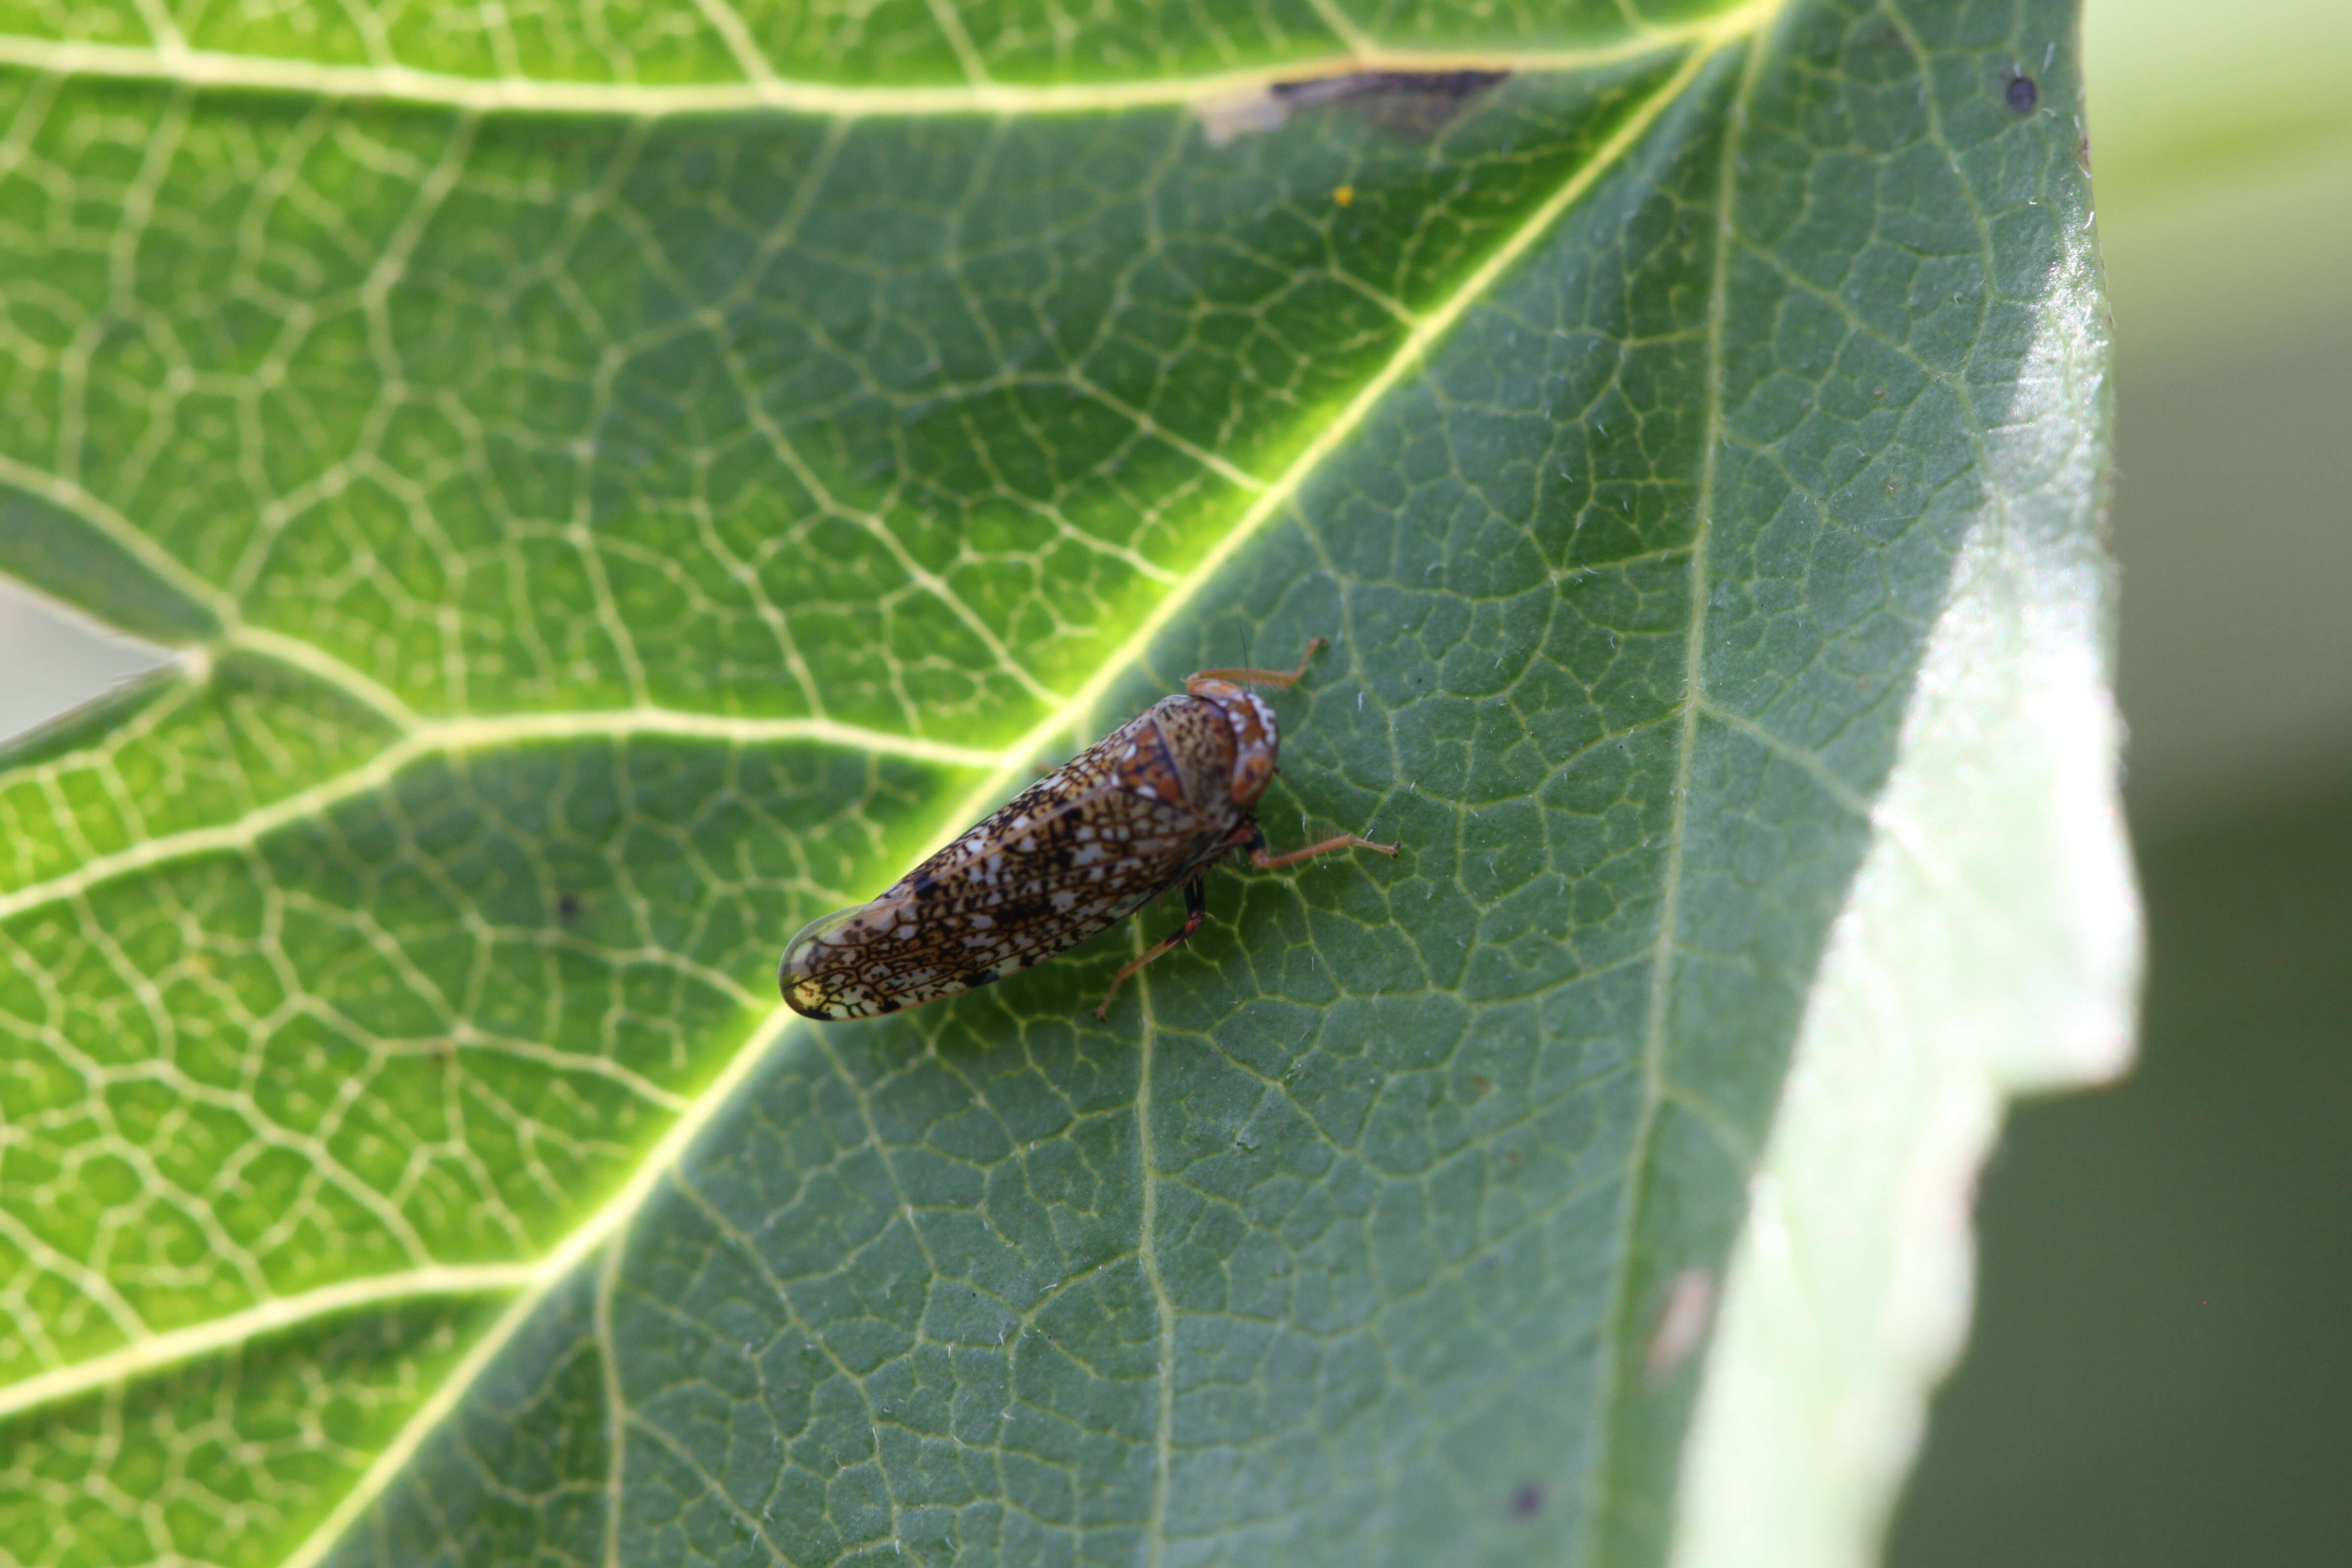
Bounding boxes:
0 0 2105 1565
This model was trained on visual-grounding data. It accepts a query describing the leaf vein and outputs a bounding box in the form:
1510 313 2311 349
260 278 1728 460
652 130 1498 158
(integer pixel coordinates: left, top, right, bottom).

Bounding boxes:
0 1263 537 1422
0 28 1741 118
0 710 1000 923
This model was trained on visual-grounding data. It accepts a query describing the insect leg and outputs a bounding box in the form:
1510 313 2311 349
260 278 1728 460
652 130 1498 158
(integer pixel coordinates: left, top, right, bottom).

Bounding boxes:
1250 831 1399 869
1186 636 1326 692
1093 877 1211 1021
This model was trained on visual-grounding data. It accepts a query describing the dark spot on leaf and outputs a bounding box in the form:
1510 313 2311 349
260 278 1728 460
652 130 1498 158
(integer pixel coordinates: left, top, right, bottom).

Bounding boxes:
2006 73 2038 114
1271 70 1508 140
1510 1483 1544 1518
556 893 581 922
877 999 900 1016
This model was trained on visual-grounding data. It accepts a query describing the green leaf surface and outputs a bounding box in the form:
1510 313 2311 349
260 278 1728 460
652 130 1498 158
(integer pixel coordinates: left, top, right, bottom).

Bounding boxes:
0 2 2131 1566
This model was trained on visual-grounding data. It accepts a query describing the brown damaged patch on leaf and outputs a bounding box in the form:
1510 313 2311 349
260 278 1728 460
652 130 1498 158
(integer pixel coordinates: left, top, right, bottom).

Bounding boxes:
1196 69 1510 145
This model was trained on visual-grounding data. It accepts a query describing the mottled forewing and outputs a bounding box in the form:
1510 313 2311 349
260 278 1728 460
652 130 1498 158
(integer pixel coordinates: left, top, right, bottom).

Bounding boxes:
791 705 1241 1016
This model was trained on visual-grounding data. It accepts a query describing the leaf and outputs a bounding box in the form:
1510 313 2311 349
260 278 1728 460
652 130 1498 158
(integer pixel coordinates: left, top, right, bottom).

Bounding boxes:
0 3 2133 1567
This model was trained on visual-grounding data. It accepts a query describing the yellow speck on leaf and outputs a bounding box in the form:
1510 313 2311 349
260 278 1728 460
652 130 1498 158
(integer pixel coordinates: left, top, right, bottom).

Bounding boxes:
1332 185 1355 207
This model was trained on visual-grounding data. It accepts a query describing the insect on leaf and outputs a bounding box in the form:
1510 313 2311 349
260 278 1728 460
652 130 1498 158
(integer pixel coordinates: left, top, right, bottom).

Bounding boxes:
780 644 1395 1021
0 2 2131 1567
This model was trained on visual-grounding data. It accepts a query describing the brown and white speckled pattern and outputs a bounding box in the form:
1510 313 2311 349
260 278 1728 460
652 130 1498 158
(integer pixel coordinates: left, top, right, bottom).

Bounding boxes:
779 690 1262 1019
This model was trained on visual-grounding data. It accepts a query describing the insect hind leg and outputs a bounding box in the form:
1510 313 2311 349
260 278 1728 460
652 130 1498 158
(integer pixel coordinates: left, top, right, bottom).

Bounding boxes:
1250 831 1399 869
1094 878 1211 1021
1186 636 1325 694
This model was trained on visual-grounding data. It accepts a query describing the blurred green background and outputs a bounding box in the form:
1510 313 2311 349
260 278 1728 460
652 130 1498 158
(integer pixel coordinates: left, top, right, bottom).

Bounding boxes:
1 0 2345 1560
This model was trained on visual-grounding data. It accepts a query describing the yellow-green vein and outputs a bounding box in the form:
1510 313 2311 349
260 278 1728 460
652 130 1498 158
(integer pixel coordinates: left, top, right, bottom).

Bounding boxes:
0 23 1740 118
